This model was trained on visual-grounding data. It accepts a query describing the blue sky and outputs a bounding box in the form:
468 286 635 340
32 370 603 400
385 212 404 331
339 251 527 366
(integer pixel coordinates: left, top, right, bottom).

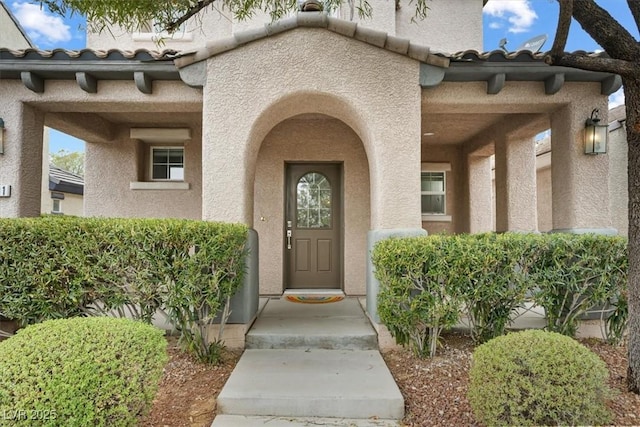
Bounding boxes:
7 0 638 153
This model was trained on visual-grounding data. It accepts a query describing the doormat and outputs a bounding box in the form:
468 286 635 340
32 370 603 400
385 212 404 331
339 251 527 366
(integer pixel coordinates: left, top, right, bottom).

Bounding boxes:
285 294 344 304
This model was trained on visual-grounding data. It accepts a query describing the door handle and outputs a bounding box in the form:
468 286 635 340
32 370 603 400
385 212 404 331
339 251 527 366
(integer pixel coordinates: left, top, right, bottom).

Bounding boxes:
286 229 292 250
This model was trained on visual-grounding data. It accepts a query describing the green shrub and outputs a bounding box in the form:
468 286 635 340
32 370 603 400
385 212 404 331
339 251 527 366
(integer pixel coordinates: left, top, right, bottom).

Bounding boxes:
451 233 536 343
529 233 627 337
373 232 628 354
0 317 167 427
373 235 462 357
0 216 248 363
468 330 612 426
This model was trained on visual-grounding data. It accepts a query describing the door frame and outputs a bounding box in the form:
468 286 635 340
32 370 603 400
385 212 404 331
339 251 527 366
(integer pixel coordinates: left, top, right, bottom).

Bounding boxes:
283 161 344 291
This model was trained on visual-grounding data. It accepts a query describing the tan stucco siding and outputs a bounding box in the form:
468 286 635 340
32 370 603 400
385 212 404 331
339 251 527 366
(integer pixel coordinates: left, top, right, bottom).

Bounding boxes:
88 1 483 54
338 0 396 36
536 163 552 232
608 125 628 236
396 0 483 52
254 117 370 295
87 9 234 50
0 91 44 218
202 28 422 229
0 79 203 219
550 98 611 231
84 126 202 219
0 7 31 49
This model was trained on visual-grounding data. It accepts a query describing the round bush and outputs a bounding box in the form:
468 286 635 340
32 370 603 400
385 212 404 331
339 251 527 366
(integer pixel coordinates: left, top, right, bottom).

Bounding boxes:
0 317 168 427
468 330 612 426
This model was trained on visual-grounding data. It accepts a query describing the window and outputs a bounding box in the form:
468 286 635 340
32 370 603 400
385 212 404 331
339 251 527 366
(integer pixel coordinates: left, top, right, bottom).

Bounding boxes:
52 199 62 214
296 172 332 228
151 147 184 181
421 172 446 215
420 163 451 222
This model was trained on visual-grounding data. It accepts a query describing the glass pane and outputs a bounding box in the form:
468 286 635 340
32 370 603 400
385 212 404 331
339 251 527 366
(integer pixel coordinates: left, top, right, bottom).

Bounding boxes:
169 167 184 180
153 165 168 180
168 149 184 164
296 172 332 228
153 149 168 164
421 195 445 214
421 172 444 192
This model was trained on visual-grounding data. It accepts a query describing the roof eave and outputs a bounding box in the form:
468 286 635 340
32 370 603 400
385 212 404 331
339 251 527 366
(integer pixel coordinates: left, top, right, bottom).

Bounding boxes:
421 61 622 95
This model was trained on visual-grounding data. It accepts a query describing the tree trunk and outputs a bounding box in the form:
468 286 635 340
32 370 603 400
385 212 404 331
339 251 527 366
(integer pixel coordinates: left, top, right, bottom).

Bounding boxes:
626 76 640 393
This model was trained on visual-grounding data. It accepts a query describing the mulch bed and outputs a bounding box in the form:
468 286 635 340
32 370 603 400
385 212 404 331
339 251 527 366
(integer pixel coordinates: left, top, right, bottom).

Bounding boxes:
142 332 640 426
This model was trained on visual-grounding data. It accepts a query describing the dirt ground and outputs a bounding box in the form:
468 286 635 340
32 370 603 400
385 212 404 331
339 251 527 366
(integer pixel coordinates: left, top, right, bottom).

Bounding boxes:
141 332 640 426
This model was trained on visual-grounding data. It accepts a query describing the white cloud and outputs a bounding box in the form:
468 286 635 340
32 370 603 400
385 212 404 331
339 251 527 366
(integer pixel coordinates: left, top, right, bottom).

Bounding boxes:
489 22 502 30
609 88 625 109
484 0 538 34
12 1 71 46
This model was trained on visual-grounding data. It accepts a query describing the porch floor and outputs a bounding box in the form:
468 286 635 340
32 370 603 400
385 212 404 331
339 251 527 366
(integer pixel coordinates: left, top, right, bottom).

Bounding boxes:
245 296 378 350
212 297 404 425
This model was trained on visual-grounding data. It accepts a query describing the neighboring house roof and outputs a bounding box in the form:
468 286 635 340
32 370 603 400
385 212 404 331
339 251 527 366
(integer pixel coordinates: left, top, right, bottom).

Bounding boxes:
0 1 35 48
609 104 626 123
0 12 622 96
49 165 84 195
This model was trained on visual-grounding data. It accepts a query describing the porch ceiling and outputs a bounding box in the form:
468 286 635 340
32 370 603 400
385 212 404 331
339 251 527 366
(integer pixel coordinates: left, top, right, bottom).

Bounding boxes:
421 113 505 145
43 110 202 143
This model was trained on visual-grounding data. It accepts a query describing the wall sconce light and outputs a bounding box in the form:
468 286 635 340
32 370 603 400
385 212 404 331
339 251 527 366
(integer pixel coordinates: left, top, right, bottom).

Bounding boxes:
584 108 608 155
0 118 4 155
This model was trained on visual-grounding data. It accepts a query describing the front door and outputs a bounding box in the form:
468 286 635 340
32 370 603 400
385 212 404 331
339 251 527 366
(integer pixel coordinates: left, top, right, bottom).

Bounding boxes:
285 163 342 289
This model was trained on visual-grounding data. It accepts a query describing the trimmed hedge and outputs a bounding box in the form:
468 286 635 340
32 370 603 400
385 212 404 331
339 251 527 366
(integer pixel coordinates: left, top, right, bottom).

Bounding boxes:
0 317 167 427
373 232 628 356
0 216 248 362
468 330 612 426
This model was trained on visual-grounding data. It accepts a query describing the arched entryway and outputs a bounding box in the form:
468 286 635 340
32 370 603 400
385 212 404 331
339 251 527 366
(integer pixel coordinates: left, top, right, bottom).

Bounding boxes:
253 111 371 296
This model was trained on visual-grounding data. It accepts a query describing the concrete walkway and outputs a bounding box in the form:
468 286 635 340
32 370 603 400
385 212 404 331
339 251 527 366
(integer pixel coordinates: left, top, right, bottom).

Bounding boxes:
211 297 404 426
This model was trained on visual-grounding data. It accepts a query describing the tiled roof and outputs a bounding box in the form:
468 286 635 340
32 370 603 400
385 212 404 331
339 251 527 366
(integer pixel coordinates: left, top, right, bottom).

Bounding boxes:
444 49 608 62
0 14 620 96
49 165 84 195
0 48 176 61
173 12 450 69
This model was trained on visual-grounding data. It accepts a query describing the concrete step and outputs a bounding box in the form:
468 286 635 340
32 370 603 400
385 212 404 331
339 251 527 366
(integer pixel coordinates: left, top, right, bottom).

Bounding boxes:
246 298 378 350
211 415 402 426
216 349 404 420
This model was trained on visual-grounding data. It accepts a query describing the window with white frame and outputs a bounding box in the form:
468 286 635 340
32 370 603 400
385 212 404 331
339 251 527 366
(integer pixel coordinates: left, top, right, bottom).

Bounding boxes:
52 199 62 214
421 163 451 220
151 146 184 181
421 172 446 214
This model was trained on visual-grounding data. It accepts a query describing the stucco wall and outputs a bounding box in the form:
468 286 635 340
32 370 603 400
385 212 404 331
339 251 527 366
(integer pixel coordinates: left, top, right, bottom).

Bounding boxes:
86 8 233 50
254 116 370 295
338 0 396 36
88 0 482 52
395 0 483 52
0 78 202 218
84 125 202 219
202 28 422 230
536 162 552 232
608 124 628 236
0 6 31 49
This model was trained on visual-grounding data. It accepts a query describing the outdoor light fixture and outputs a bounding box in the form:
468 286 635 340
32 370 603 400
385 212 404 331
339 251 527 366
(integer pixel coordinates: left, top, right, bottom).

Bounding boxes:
584 108 608 155
0 118 4 155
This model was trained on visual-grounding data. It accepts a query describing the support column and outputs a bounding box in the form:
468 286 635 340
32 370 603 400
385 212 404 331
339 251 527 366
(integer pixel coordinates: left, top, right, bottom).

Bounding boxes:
0 102 44 218
494 133 538 232
468 155 493 233
551 103 614 233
